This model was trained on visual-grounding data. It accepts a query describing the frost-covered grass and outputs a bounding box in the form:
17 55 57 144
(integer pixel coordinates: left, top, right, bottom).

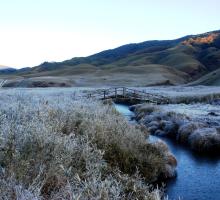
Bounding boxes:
159 103 220 126
140 86 220 104
0 88 175 200
133 103 220 153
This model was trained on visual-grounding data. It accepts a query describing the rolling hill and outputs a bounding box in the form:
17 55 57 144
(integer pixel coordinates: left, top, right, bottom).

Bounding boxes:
1 30 220 87
0 65 7 69
187 68 220 86
0 65 17 74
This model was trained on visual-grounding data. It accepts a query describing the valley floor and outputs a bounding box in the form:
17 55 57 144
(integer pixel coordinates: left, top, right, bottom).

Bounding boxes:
0 86 220 199
0 87 177 200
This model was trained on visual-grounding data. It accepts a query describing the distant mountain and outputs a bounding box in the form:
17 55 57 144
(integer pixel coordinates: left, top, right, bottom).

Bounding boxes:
1 30 220 87
0 66 31 75
0 65 9 69
0 65 17 74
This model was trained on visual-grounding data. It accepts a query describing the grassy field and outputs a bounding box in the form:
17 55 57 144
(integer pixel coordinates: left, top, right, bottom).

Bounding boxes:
1 64 189 87
0 88 176 199
141 86 220 103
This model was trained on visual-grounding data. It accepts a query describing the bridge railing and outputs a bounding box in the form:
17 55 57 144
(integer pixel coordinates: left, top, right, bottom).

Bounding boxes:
87 87 169 104
0 80 6 88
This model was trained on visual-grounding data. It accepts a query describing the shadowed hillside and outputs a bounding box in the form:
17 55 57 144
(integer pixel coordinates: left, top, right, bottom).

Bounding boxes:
1 30 220 87
0 65 17 74
187 68 220 86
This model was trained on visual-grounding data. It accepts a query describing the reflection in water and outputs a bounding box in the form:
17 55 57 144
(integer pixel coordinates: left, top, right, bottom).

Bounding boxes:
115 104 220 200
162 137 220 200
114 104 135 121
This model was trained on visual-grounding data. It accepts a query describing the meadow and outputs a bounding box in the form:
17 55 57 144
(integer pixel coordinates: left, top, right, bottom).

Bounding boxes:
0 88 176 200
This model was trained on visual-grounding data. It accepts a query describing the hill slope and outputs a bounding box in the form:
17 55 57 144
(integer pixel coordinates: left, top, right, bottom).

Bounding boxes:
187 68 220 86
0 65 17 74
1 30 220 87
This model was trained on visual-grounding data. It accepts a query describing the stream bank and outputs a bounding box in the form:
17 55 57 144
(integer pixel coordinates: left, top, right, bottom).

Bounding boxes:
115 103 220 200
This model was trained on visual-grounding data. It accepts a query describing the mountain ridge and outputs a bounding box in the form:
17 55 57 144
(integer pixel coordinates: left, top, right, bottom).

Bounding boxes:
1 29 220 87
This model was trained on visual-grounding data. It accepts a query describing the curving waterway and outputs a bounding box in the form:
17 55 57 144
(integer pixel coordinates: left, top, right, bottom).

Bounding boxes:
115 104 220 200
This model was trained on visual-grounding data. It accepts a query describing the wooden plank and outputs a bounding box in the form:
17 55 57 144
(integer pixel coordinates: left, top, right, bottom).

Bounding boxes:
86 87 169 104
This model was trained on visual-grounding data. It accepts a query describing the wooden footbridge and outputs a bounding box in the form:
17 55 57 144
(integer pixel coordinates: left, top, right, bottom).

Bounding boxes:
87 87 169 104
0 80 7 88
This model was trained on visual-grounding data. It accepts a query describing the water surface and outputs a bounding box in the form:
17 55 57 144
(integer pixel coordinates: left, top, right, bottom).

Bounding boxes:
115 104 220 200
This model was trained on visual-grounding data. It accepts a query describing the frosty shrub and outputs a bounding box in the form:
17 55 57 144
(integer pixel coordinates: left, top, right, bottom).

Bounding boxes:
177 122 206 144
133 103 220 153
0 89 171 200
189 128 220 152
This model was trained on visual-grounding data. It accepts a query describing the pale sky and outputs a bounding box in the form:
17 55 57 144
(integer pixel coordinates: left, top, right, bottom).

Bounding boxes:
0 0 220 68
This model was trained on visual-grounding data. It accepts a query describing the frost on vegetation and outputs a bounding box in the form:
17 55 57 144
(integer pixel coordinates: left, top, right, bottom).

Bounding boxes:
141 86 220 104
0 89 169 200
189 128 220 152
134 103 220 153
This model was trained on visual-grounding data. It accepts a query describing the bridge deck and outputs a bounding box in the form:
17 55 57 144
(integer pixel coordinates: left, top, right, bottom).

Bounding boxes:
0 80 7 88
88 87 169 104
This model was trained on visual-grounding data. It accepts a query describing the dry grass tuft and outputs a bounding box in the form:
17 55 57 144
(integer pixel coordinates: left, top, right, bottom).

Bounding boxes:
189 128 220 152
0 89 172 199
133 103 220 153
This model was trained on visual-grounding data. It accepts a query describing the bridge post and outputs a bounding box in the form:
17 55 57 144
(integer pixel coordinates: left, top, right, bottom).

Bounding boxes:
123 87 126 97
104 91 106 99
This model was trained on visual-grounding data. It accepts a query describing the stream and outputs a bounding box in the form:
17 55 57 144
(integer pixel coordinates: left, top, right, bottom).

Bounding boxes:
115 104 220 200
